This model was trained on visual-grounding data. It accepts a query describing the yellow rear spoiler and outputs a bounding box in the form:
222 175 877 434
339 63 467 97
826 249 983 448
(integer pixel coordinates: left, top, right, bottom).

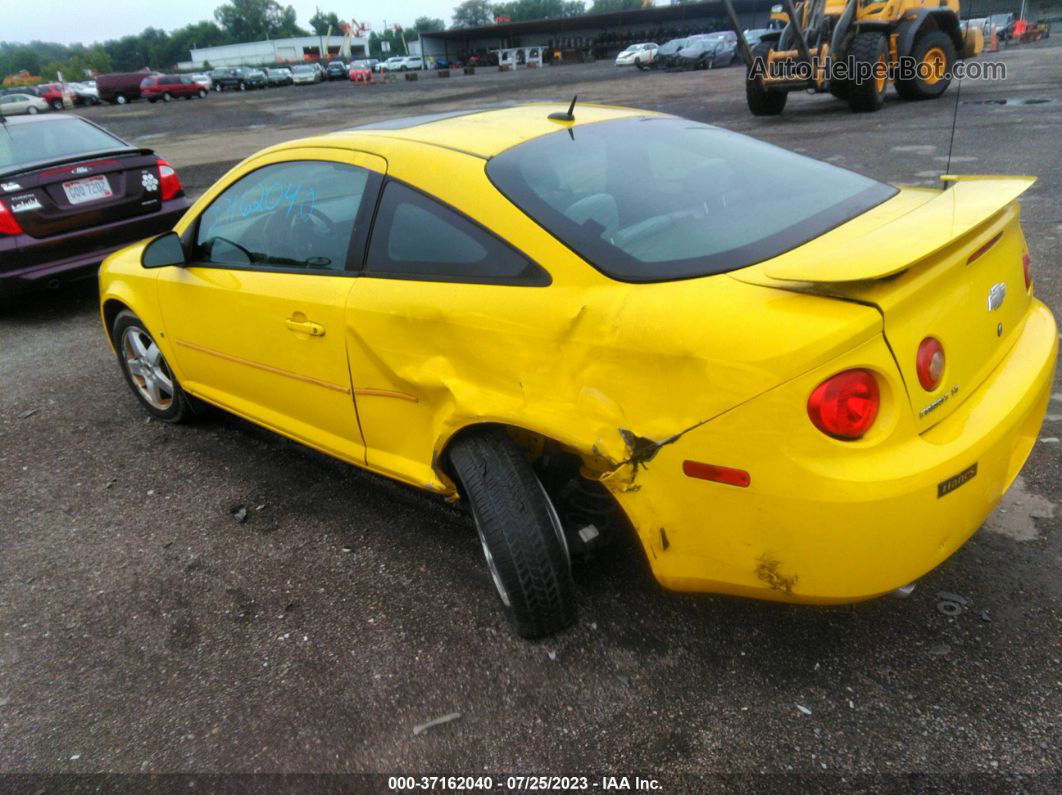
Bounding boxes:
763 176 1036 284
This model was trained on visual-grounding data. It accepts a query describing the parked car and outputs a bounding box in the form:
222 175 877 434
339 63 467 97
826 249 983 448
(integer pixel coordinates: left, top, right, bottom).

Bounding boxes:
675 32 739 69
433 57 461 69
95 103 1057 638
653 37 692 69
615 42 658 68
291 64 323 84
265 68 293 86
35 82 75 111
189 73 213 90
0 114 188 299
140 74 209 102
380 56 406 72
325 60 348 80
0 93 50 116
210 67 266 91
348 61 373 83
97 70 156 104
399 56 424 71
68 81 101 106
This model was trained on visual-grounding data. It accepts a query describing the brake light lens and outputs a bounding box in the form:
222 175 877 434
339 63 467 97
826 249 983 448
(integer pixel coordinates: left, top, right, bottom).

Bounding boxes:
156 159 183 201
807 369 880 440
1022 252 1031 291
0 200 24 236
916 337 945 391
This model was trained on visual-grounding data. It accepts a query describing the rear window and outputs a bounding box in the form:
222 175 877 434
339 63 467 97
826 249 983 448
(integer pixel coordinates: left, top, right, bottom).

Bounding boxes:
486 117 896 282
0 118 128 172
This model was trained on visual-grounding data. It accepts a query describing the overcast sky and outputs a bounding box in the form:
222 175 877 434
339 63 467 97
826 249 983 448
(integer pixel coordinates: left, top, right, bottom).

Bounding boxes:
6 1 457 46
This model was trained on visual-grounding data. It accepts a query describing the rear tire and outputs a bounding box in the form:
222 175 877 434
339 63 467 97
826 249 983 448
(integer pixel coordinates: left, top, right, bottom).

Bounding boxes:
198 89 207 98
112 311 193 423
27 106 39 114
238 81 246 91
116 94 127 104
51 99 63 110
746 41 788 116
895 31 956 100
162 93 172 102
447 428 576 639
847 31 889 112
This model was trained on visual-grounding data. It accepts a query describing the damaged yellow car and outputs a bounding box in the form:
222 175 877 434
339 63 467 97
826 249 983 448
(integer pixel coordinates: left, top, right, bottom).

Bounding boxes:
99 103 1057 638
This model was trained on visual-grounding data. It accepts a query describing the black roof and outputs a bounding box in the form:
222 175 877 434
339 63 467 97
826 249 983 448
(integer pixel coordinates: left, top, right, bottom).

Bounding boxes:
423 0 764 42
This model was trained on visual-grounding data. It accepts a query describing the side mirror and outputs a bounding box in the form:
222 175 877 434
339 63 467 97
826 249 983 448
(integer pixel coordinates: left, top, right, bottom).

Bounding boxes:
141 231 186 269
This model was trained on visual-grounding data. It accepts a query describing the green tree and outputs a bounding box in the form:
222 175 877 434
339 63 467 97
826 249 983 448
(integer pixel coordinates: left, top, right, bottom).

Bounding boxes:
590 0 647 11
214 0 307 42
492 1 585 22
452 0 494 27
309 9 343 35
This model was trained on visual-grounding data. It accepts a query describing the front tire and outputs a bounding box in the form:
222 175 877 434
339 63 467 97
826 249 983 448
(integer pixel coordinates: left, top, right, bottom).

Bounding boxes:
115 94 127 104
162 93 172 102
27 106 38 114
847 31 889 112
895 31 956 100
112 311 192 423
746 41 788 115
447 428 576 639
198 89 207 98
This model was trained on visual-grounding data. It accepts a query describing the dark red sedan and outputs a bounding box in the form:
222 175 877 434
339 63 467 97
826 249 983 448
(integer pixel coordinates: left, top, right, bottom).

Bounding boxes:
139 74 209 103
0 114 189 299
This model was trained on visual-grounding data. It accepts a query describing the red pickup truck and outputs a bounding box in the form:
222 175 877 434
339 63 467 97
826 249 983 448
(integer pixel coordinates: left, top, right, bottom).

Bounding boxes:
35 83 74 111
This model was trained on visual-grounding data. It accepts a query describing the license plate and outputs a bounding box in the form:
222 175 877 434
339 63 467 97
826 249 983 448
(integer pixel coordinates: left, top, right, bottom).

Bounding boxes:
62 175 112 205
938 463 977 498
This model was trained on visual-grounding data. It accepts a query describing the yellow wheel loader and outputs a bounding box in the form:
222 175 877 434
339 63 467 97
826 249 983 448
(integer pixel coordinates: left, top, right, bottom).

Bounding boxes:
724 0 981 115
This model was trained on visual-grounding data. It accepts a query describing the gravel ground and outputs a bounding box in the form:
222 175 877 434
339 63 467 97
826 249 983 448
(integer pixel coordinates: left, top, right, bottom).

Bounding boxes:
1 40 1060 789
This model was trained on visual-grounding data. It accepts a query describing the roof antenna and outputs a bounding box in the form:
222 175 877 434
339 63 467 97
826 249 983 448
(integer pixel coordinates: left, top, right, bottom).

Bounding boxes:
944 0 976 186
549 95 577 122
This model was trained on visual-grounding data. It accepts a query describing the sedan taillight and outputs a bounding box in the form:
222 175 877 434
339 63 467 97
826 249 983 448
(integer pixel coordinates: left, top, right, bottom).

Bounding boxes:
1022 252 1032 291
156 159 183 201
0 200 24 236
807 369 880 440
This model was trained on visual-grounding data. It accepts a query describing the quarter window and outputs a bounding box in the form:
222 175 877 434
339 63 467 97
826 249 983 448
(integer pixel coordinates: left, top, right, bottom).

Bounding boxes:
364 181 547 285
193 160 376 273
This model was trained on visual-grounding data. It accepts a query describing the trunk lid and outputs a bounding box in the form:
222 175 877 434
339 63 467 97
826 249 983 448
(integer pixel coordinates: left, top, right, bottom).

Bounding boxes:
731 177 1036 432
1 150 164 239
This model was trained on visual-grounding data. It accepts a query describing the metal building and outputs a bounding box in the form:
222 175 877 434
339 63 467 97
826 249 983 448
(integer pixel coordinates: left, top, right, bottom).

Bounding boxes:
179 35 369 70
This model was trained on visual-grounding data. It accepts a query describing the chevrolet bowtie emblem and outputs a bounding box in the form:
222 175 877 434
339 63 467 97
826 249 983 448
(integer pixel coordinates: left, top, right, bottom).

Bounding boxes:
987 282 1006 312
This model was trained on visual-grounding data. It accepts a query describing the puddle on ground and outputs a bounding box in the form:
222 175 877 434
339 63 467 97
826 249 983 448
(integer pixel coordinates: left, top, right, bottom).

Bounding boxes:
962 98 1058 106
983 475 1056 542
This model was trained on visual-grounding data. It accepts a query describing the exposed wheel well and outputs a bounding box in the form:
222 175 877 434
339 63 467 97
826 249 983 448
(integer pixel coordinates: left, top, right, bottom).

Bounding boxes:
101 299 131 344
439 422 633 557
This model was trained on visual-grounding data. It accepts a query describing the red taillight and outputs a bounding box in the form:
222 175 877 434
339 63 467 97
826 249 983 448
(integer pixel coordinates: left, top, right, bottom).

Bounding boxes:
916 337 945 391
0 200 24 236
682 460 751 488
157 159 183 201
1022 252 1032 291
807 369 880 440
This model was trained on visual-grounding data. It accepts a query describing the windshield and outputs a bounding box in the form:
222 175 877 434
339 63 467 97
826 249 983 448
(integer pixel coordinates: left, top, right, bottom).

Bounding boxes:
293 65 314 73
487 117 896 283
0 117 129 172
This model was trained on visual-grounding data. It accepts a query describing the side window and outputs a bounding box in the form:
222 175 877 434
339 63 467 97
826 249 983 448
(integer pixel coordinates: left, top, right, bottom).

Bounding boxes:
193 160 376 273
364 181 548 285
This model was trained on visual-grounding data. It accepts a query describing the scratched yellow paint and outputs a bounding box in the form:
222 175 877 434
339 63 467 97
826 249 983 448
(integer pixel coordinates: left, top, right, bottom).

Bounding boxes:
99 104 1058 604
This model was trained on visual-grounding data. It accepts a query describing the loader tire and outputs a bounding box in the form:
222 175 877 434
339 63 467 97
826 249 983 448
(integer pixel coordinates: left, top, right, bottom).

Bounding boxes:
447 428 576 639
895 31 956 100
847 31 889 112
745 41 787 116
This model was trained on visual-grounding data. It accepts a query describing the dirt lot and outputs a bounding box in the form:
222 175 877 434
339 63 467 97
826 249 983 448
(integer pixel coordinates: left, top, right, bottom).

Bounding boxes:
1 41 1060 787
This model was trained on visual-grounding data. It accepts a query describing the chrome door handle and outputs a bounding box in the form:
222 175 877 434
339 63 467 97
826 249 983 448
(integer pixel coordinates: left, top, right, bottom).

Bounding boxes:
284 318 325 337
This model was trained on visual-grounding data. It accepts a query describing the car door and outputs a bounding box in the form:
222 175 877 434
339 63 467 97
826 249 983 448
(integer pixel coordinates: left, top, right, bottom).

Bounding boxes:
343 179 551 489
156 150 385 465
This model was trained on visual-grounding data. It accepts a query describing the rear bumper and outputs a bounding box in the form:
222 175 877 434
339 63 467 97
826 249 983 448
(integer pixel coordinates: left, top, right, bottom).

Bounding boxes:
605 300 1057 602
0 198 188 297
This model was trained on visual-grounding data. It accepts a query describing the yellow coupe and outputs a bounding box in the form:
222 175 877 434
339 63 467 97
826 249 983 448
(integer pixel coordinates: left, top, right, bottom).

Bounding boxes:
99 103 1057 638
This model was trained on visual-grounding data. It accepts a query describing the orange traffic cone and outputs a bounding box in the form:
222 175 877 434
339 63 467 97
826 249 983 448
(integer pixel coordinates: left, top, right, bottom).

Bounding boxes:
987 25 999 52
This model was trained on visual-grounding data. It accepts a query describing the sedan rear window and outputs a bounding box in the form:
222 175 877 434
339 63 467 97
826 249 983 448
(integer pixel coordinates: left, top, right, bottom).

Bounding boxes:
487 117 896 282
0 117 128 172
